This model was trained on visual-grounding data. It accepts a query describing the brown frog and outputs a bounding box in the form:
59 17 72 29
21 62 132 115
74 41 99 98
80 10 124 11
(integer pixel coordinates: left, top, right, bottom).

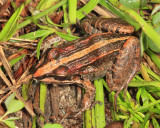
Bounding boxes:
33 16 141 114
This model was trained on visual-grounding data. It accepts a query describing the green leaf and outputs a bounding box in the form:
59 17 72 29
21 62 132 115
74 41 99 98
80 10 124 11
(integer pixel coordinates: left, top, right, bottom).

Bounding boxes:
140 31 148 55
140 113 150 128
118 104 128 111
99 0 140 30
55 31 79 41
145 48 160 70
147 25 160 52
151 5 160 15
37 33 50 59
22 84 29 101
18 29 53 40
40 83 47 113
124 116 134 128
149 108 160 114
133 113 144 122
37 0 59 10
94 79 105 128
135 99 160 112
45 16 70 27
9 54 25 67
7 100 24 114
3 120 15 128
111 2 160 52
152 12 160 25
120 0 140 9
118 115 129 119
40 82 47 122
133 116 140 123
0 1 31 41
144 120 149 128
76 0 100 20
44 123 63 128
68 0 77 24
5 93 16 110
141 88 149 105
85 110 92 128
136 112 145 118
136 88 142 104
17 0 67 30
152 117 160 128
140 0 148 7
143 65 160 81
5 117 20 121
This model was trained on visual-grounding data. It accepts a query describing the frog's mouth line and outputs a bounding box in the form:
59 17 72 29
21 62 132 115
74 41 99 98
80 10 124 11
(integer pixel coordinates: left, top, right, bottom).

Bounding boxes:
33 76 85 88
34 73 77 82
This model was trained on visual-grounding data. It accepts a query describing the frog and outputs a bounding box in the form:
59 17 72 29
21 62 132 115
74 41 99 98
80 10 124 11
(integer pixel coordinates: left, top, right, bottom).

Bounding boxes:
33 16 141 115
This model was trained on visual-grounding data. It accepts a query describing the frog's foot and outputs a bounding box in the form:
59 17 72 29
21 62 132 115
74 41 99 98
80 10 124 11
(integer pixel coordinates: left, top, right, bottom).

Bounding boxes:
106 36 141 111
74 78 95 117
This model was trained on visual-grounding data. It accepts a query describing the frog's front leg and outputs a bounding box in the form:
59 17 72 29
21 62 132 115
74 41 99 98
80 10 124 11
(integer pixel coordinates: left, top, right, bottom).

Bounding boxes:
74 78 95 116
106 36 141 109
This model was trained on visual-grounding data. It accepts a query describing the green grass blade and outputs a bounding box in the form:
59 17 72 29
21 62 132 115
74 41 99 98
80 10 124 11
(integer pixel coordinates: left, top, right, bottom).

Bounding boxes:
0 0 31 41
143 65 160 81
68 0 77 24
145 49 160 70
18 29 52 40
117 4 160 52
55 31 79 41
99 0 140 30
17 0 67 30
94 79 105 128
133 113 144 122
40 82 47 122
85 110 92 128
140 113 150 128
37 0 60 10
9 54 25 67
63 4 71 34
136 88 142 104
101 79 110 92
124 116 134 128
135 100 160 112
76 0 100 20
152 117 160 128
37 33 51 59
129 81 160 88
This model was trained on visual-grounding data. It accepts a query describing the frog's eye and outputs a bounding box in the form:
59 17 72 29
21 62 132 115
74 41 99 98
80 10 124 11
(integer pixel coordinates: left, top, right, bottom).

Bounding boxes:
48 49 60 60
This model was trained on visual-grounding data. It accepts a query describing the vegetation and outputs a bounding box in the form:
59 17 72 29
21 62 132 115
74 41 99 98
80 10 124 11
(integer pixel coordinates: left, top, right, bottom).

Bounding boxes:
0 0 160 127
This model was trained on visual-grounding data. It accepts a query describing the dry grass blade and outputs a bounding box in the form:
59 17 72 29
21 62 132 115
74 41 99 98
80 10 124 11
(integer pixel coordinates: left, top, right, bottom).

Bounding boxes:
0 45 16 84
143 52 160 76
10 37 38 42
0 46 35 117
0 74 32 104
16 57 36 84
0 69 35 117
1 42 37 49
0 90 6 95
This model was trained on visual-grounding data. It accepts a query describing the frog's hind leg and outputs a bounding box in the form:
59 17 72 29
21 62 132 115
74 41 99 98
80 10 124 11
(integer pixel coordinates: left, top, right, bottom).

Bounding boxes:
106 36 141 110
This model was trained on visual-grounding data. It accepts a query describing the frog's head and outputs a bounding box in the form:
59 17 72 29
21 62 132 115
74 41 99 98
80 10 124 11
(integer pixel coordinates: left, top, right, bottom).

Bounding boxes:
33 48 69 81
